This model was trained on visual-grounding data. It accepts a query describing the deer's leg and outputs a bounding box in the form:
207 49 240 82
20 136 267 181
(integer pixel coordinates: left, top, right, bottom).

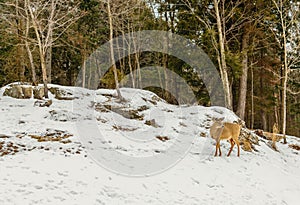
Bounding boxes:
215 141 221 157
218 143 222 156
232 137 240 157
236 140 240 157
214 142 218 157
227 138 235 157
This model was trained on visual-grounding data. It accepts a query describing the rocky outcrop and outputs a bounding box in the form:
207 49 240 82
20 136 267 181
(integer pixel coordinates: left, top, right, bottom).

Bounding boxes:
3 84 43 99
3 84 24 99
33 86 44 99
239 128 259 152
145 119 160 127
2 83 76 100
49 87 75 100
22 87 33 99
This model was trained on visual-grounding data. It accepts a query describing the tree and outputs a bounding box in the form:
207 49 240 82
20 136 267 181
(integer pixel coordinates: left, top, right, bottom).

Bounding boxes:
236 1 265 121
1 0 82 97
26 0 82 98
271 0 300 143
183 0 247 110
99 0 144 100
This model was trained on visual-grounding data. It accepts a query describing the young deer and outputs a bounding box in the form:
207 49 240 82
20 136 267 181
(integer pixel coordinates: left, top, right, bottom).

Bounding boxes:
210 118 241 157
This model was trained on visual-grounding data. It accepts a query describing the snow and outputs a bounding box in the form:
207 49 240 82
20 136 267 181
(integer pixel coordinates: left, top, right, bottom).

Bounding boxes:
0 84 299 204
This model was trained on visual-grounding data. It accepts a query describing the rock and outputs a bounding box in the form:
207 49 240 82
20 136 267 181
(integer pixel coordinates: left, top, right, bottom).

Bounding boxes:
3 85 23 99
34 99 52 107
239 128 259 152
242 139 252 152
104 105 144 120
22 87 33 98
240 128 259 145
49 87 75 100
33 86 44 99
137 105 149 111
145 119 160 127
200 132 207 137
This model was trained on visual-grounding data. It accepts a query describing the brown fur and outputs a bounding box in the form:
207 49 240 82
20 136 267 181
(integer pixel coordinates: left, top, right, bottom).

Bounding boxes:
210 121 241 157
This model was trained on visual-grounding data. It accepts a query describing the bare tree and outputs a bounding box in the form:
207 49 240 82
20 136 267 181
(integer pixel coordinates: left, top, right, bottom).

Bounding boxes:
212 0 233 110
99 0 142 100
1 0 82 97
26 0 82 98
106 0 123 100
183 0 245 110
24 0 37 84
271 0 300 143
0 0 35 83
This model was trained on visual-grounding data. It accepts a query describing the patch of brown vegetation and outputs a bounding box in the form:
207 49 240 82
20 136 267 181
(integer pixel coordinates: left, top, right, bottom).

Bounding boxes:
0 141 22 156
156 136 169 142
0 134 10 139
28 129 73 144
289 144 300 151
0 130 85 157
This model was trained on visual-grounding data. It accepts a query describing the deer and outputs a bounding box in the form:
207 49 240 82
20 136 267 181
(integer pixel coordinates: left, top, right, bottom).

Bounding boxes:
210 118 242 157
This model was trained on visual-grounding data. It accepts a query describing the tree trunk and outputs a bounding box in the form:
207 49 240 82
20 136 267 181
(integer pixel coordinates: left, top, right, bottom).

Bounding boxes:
127 28 135 88
25 42 37 84
274 92 279 127
46 46 52 83
213 0 232 110
237 27 250 120
82 55 86 88
107 0 123 100
41 53 49 98
16 0 25 82
24 0 36 84
27 0 48 98
282 57 288 143
163 9 169 100
251 65 254 129
262 111 267 131
281 9 288 144
132 27 141 88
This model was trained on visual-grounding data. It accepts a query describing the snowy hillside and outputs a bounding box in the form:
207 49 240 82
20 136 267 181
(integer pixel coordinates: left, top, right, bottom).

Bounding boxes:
0 83 299 205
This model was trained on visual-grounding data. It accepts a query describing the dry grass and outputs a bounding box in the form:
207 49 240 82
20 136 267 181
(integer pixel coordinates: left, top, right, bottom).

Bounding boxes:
289 144 300 151
28 131 73 143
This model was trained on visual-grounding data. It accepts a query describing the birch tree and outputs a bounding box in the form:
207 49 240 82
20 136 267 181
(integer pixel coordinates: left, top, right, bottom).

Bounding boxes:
26 0 82 97
99 0 142 100
271 0 300 143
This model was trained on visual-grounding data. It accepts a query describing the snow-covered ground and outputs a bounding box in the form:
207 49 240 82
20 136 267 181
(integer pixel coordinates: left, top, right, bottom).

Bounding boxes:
0 84 299 204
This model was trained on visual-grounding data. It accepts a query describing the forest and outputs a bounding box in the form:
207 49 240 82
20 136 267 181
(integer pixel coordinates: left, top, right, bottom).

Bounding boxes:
0 0 299 137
